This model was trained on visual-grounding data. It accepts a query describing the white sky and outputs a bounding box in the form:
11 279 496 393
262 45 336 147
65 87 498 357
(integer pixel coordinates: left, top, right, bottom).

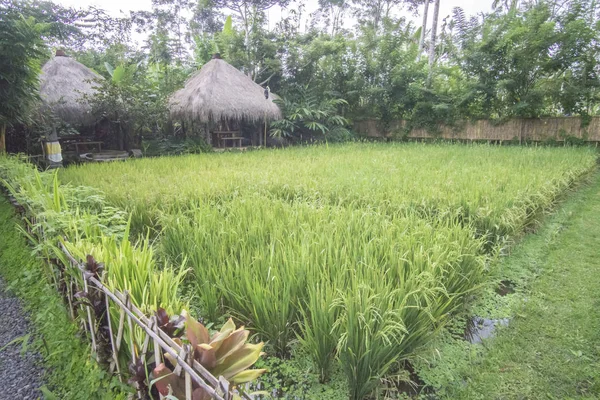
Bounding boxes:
57 0 494 43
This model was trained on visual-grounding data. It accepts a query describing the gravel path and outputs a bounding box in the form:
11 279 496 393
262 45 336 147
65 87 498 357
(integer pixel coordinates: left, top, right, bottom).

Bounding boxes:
0 277 45 399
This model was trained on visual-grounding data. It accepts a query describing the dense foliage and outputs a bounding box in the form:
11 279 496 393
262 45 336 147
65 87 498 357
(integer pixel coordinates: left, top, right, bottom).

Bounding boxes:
2 0 600 149
0 8 47 152
0 197 130 399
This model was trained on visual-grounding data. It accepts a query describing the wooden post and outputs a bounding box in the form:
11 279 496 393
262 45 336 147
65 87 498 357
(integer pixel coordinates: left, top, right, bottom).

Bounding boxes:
264 110 267 148
82 272 98 361
105 294 122 381
519 119 523 145
0 124 6 154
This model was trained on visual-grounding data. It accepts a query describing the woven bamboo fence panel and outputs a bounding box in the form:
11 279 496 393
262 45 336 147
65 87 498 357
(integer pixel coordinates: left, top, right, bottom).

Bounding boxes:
3 192 251 400
355 117 600 142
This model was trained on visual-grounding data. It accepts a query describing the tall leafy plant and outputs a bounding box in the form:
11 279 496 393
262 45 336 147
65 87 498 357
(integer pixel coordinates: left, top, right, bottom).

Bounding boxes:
0 12 47 153
270 85 352 142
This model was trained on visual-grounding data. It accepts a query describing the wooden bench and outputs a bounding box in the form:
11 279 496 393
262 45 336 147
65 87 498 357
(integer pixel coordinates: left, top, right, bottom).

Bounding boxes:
60 140 103 156
219 137 243 148
214 131 243 148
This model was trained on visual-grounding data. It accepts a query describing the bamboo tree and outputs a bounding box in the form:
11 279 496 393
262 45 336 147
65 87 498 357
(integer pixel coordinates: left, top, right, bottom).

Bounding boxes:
427 0 440 86
0 125 5 154
0 14 47 153
418 0 430 57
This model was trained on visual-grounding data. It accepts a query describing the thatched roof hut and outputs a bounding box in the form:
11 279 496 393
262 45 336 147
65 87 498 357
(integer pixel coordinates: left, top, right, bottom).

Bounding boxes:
39 50 102 126
169 56 281 123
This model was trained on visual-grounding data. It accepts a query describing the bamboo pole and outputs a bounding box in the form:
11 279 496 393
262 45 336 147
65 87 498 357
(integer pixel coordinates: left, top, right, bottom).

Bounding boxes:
105 293 122 381
185 345 193 400
116 308 125 353
0 124 5 154
82 273 98 361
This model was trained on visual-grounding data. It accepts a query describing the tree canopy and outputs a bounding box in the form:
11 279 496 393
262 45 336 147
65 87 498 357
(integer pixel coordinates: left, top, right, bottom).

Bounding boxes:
1 0 599 148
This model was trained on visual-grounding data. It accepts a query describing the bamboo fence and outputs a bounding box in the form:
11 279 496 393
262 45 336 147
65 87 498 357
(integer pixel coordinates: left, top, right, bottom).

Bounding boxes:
4 192 252 400
355 117 600 143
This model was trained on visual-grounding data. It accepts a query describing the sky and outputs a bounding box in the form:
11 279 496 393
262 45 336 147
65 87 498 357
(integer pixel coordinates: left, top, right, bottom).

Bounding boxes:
55 0 495 43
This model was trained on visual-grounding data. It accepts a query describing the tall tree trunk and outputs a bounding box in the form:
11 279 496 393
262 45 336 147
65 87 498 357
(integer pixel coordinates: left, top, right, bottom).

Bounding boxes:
427 0 441 87
418 0 430 58
0 124 6 154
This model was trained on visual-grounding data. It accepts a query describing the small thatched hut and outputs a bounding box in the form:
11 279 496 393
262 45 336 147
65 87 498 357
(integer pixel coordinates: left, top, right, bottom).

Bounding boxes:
169 55 281 147
40 50 102 126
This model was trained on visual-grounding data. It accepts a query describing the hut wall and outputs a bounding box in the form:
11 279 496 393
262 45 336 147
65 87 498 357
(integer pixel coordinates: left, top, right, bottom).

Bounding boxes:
355 117 600 142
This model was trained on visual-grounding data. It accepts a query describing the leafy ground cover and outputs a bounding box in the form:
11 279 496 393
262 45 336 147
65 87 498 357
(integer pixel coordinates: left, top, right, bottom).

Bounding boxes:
0 196 130 399
55 143 598 398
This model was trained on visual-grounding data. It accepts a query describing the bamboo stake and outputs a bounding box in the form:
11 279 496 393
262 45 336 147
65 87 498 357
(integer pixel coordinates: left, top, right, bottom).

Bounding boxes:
116 307 125 353
124 292 143 400
185 345 193 400
105 293 122 381
153 317 165 400
66 280 75 320
125 293 136 360
82 272 98 361
58 243 233 399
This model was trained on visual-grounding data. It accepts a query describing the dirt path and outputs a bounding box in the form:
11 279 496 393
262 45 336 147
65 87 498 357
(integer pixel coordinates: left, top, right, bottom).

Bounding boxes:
0 277 45 399
449 173 600 399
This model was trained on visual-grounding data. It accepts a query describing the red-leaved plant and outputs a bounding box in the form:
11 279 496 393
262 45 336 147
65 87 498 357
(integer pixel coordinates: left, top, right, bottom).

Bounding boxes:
152 310 266 400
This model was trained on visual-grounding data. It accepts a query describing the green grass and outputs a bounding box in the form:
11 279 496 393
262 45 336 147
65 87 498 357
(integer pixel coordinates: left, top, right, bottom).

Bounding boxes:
0 196 131 399
427 172 600 399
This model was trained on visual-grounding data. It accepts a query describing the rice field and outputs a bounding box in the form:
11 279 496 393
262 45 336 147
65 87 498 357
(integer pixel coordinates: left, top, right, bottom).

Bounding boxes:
62 143 597 241
60 143 598 398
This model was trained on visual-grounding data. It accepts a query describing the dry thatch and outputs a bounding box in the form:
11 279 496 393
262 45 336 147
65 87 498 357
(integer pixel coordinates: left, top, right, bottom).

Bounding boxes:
40 53 102 126
169 57 282 123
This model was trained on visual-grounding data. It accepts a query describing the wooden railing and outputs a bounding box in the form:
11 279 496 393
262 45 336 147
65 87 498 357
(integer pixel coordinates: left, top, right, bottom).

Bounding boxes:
4 192 250 400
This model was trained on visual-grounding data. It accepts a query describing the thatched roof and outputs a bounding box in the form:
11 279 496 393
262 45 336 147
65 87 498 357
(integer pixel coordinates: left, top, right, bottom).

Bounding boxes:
169 57 282 123
39 52 102 126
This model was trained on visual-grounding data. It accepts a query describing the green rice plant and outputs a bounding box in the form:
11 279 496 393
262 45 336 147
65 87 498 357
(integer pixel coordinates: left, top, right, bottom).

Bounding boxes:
0 156 187 373
60 143 597 245
160 195 486 366
49 144 598 397
64 232 188 363
333 282 409 400
0 158 127 289
297 281 340 383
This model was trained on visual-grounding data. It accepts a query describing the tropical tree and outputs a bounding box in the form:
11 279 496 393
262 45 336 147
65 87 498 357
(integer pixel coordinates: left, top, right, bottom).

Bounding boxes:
270 85 351 142
0 11 48 153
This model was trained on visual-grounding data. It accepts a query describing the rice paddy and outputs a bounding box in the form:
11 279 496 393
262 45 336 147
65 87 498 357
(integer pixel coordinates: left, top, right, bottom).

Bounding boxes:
59 143 598 398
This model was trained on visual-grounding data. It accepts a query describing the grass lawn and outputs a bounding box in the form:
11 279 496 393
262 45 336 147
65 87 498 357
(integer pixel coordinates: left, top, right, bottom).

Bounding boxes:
446 171 600 399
